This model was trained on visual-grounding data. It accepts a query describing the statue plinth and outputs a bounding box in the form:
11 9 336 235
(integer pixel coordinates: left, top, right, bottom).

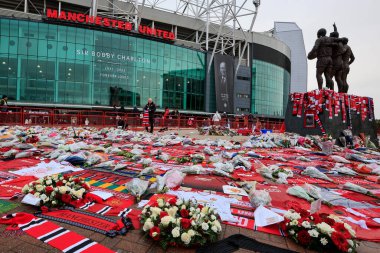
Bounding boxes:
284 89 378 145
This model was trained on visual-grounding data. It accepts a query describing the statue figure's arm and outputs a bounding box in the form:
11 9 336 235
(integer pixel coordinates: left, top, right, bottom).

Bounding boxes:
349 48 355 65
333 23 338 33
307 39 320 59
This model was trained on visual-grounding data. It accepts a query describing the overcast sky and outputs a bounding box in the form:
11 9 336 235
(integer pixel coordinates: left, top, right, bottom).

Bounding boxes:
252 0 380 117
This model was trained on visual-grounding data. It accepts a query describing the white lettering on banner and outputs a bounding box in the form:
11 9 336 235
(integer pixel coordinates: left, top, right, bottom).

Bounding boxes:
75 49 151 64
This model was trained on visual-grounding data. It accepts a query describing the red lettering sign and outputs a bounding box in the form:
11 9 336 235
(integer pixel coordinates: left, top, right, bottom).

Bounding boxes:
45 9 175 41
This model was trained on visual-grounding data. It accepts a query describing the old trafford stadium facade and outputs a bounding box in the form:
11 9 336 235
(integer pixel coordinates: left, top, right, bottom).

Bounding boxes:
0 0 307 118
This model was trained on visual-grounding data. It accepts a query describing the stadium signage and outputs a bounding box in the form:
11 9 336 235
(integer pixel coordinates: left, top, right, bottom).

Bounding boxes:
46 9 175 41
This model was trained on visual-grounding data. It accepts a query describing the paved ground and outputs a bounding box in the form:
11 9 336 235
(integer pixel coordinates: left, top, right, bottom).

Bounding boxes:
0 129 379 252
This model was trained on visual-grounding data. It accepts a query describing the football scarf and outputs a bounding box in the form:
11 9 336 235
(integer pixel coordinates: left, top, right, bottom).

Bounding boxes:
142 110 149 127
34 208 131 237
334 92 340 117
0 212 115 253
297 93 304 118
361 98 368 121
291 93 301 115
341 94 347 123
368 98 374 121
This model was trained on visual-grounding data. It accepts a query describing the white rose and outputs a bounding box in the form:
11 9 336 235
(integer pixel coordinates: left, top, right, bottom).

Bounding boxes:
35 185 44 192
36 179 43 184
143 221 154 231
302 221 311 229
29 182 33 187
22 185 30 194
348 248 352 253
211 215 216 221
168 207 178 217
59 177 64 180
176 218 181 226
289 220 298 226
289 230 295 235
34 192 40 198
320 237 328 246
348 240 354 247
52 201 57 206
59 186 67 194
181 232 191 244
190 207 195 212
211 226 218 233
188 229 195 237
308 229 319 238
171 227 180 238
165 202 170 207
201 206 209 214
157 199 164 208
213 220 222 231
201 222 209 231
316 222 335 236
54 187 59 192
161 216 173 226
176 199 183 206
150 207 162 217
45 180 52 185
181 205 186 210
191 220 196 226
196 208 200 213
69 177 73 182
50 191 56 197
62 180 67 184
142 209 147 214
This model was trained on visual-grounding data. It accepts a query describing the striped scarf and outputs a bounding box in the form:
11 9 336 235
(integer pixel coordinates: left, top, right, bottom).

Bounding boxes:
142 110 149 127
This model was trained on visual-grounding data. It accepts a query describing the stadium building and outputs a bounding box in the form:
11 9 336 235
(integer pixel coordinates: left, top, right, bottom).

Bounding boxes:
0 0 306 118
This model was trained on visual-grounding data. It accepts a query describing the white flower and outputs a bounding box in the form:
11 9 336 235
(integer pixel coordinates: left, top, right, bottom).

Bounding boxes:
52 201 57 206
59 177 64 180
284 210 301 220
201 206 209 214
150 207 162 217
181 205 186 210
348 240 354 247
316 222 335 236
142 209 147 214
289 220 298 226
29 182 33 187
161 216 173 226
188 229 195 237
289 230 295 235
176 218 181 226
211 215 216 221
143 221 154 231
63 180 67 184
181 232 191 244
54 187 59 192
302 221 311 229
73 190 83 199
320 237 328 245
59 186 68 194
348 248 352 253
22 185 30 194
196 208 200 213
35 185 44 192
344 223 356 237
45 180 52 185
201 222 209 231
34 192 40 198
213 220 222 231
308 229 319 238
172 227 180 238
191 220 196 226
176 199 183 206
190 207 195 212
211 226 218 233
165 202 170 207
168 207 178 217
157 199 164 208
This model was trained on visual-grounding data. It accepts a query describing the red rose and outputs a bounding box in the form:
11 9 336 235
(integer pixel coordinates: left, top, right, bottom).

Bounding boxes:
331 232 349 252
56 181 63 187
40 206 49 213
299 209 309 218
61 193 72 203
333 223 351 239
74 178 81 184
181 218 191 229
180 209 189 218
168 198 177 205
198 204 204 209
82 183 90 190
63 175 70 180
323 217 335 226
149 226 160 241
45 186 54 195
297 230 312 246
160 211 169 219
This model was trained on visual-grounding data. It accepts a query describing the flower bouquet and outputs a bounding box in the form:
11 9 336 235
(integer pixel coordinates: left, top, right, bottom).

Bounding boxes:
22 174 90 207
283 209 357 252
140 198 222 249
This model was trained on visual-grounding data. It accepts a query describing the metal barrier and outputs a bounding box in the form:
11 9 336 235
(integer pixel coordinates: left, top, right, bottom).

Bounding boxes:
0 106 284 132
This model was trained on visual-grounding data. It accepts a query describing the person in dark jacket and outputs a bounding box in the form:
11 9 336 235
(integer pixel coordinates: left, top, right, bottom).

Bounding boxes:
144 98 156 133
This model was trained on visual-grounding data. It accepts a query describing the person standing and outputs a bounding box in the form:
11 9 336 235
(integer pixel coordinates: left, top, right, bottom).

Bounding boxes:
144 98 156 133
162 107 170 130
0 95 8 112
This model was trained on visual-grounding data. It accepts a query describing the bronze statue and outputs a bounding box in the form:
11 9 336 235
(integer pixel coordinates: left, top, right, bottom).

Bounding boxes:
308 28 335 90
330 23 346 92
341 37 355 93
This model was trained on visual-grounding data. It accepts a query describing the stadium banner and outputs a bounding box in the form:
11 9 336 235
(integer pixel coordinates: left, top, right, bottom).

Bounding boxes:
214 54 235 113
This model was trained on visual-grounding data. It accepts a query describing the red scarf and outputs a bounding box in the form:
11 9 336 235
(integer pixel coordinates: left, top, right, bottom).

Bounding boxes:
297 93 304 118
0 213 115 253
